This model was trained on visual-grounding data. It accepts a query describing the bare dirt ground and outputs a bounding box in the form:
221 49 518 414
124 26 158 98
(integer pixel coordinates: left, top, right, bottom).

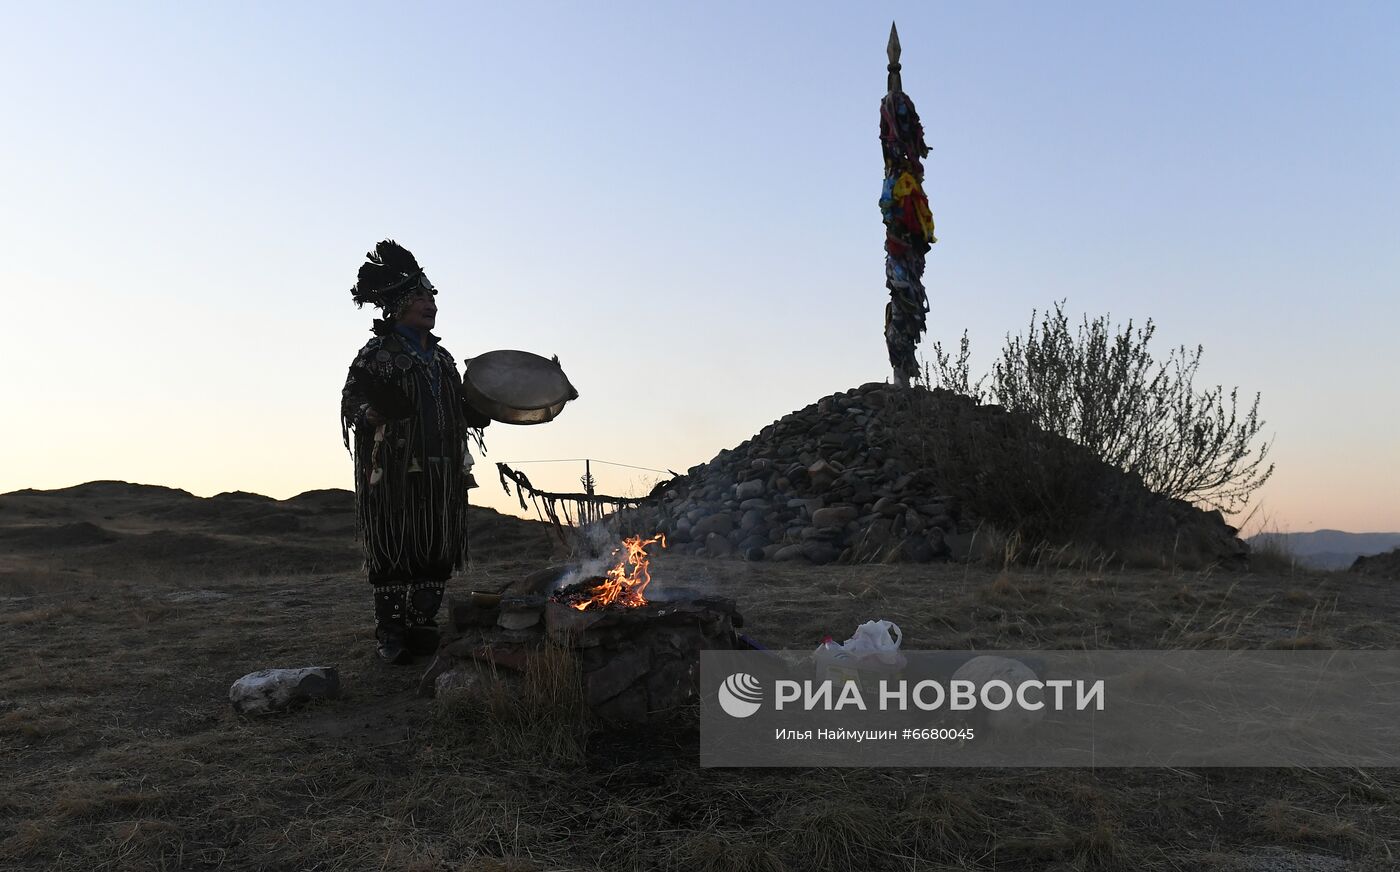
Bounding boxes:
2 484 1397 871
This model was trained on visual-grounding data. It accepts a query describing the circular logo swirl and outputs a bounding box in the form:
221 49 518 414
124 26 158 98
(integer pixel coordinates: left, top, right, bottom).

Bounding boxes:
718 672 763 718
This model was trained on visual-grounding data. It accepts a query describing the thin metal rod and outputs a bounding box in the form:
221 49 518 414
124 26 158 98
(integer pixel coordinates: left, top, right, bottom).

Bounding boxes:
495 458 674 474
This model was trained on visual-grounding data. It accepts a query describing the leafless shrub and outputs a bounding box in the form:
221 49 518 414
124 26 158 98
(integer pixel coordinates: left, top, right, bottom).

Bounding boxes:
926 300 1274 515
892 388 1162 552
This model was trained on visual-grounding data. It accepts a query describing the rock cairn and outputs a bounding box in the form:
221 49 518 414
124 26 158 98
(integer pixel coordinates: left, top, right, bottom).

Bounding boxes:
619 383 1248 567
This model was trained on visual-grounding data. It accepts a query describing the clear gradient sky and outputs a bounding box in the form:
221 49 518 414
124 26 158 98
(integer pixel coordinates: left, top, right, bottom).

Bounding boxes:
2 2 1396 534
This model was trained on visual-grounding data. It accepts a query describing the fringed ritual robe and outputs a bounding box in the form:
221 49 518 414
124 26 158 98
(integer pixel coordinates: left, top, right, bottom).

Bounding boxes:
340 328 488 584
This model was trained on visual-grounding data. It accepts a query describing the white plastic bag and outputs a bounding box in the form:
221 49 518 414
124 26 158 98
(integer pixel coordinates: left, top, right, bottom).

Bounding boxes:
813 636 859 683
844 619 904 667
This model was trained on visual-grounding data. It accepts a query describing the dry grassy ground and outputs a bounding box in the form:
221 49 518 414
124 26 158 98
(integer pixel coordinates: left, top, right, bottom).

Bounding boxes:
2 485 1398 871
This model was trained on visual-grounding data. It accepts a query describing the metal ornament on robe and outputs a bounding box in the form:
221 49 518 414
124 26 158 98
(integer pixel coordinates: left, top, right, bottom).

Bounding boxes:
461 350 579 425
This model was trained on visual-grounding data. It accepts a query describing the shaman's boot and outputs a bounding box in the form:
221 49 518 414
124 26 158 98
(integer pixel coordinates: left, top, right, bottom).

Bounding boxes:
372 585 414 665
403 581 445 657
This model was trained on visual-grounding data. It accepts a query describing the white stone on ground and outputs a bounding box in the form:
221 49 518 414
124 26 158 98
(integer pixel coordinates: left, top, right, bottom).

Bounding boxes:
228 666 341 715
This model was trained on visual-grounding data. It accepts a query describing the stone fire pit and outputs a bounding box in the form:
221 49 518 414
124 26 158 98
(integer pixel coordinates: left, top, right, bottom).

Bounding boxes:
423 568 743 724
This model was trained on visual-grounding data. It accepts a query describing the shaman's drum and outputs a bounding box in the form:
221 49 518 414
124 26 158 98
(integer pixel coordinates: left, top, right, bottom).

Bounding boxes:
461 350 579 425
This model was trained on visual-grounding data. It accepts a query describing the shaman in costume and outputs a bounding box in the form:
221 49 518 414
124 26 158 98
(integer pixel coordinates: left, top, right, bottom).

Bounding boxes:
340 240 490 663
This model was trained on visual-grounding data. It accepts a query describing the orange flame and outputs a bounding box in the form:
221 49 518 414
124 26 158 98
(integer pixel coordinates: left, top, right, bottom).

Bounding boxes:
569 533 667 610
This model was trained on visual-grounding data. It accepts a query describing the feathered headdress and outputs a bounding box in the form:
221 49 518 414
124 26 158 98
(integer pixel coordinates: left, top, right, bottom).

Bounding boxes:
350 240 435 324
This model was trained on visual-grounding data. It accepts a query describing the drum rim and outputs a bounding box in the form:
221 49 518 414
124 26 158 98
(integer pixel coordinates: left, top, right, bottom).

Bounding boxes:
462 349 578 422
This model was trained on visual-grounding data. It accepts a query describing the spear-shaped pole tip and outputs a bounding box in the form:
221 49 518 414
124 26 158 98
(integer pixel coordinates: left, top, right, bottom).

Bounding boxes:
886 21 903 94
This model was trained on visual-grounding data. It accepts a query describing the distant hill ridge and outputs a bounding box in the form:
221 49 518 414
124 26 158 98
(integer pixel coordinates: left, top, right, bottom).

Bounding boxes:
0 480 555 575
9 480 346 502
1248 530 1400 571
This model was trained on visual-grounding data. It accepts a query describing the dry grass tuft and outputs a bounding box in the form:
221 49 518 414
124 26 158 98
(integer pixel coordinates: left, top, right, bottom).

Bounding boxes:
980 572 1046 602
0 703 80 741
130 601 172 625
998 815 1130 870
0 818 62 861
667 830 785 872
1252 799 1362 844
48 781 166 820
0 602 92 625
899 787 994 857
432 643 592 765
1249 532 1301 575
967 525 1025 568
775 799 898 871
455 859 545 872
1266 634 1330 650
1072 818 1132 871
1340 770 1393 804
100 818 186 871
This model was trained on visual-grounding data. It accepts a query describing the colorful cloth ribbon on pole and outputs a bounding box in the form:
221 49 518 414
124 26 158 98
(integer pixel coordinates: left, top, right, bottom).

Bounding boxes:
880 23 935 386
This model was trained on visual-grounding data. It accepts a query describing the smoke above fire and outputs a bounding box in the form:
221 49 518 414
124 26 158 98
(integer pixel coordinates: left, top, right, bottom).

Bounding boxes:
549 524 669 610
550 523 618 592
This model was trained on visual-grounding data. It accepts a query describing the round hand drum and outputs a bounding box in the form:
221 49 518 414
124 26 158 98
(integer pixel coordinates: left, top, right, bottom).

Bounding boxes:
461 350 579 425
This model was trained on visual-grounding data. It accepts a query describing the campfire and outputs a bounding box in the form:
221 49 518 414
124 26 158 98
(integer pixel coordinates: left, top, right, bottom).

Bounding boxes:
550 533 667 611
426 530 745 723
